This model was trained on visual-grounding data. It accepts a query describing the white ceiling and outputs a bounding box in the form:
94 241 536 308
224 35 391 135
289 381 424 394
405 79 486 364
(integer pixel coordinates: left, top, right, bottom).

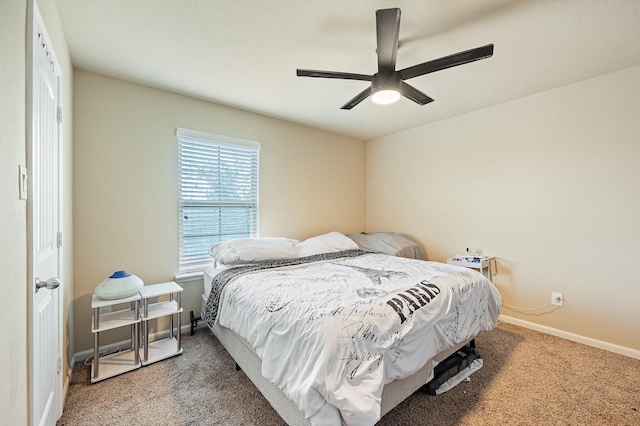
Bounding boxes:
56 0 640 141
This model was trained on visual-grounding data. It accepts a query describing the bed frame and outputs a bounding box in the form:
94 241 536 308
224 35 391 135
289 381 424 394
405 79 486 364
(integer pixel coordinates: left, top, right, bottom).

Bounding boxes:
201 301 474 425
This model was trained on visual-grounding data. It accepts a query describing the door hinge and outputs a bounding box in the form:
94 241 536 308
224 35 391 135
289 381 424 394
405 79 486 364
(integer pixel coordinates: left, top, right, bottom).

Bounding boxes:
57 231 62 248
57 106 62 124
57 355 62 373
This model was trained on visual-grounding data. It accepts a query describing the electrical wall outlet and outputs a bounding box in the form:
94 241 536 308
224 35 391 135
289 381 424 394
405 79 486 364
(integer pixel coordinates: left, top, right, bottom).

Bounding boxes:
551 292 563 307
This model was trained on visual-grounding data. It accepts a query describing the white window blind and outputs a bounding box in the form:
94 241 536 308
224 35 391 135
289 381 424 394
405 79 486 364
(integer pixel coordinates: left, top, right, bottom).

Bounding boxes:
177 127 260 273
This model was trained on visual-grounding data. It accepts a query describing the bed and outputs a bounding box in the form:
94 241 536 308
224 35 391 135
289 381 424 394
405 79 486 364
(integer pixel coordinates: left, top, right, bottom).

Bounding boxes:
201 232 502 426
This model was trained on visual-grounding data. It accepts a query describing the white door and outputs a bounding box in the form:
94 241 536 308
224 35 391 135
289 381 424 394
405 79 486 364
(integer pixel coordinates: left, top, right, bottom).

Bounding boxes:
29 3 62 426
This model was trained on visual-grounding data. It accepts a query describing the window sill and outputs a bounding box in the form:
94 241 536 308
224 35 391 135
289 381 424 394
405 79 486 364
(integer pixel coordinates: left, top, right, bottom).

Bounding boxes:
174 271 204 283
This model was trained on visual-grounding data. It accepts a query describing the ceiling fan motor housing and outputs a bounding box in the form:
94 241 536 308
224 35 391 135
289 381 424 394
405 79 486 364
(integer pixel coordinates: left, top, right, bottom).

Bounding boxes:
372 71 402 93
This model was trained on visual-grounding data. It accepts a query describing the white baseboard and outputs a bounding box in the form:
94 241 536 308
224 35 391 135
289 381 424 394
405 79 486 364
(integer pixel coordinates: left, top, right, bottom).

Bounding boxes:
73 323 200 364
64 365 71 394
499 315 640 360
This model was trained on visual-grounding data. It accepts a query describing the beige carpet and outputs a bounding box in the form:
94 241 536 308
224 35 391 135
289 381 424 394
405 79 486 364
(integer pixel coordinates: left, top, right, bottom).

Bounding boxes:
57 322 640 425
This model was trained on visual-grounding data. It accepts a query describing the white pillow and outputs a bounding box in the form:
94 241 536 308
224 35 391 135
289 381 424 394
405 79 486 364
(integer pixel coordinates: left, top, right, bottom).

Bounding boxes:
209 237 299 265
296 231 359 257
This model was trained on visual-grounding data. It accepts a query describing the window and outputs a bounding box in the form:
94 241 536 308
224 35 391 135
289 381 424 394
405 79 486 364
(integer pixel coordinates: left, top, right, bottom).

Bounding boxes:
177 127 260 274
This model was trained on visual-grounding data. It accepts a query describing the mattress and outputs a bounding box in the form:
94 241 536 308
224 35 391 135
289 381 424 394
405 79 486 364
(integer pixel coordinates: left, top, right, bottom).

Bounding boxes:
203 264 222 299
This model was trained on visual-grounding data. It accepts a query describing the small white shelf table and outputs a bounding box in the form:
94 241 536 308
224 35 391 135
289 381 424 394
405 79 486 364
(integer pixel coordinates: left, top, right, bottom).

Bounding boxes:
139 281 184 365
91 293 141 383
447 257 495 282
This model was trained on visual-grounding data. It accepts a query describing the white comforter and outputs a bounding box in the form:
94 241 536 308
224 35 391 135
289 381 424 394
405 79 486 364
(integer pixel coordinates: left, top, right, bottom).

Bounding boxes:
213 252 502 425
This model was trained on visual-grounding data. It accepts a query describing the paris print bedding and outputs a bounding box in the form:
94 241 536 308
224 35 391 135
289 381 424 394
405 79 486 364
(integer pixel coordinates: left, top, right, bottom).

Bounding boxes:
202 250 502 426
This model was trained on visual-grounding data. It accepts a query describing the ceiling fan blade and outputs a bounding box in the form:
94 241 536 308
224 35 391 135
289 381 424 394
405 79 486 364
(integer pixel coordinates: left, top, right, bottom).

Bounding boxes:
399 82 434 105
399 44 494 80
376 8 401 72
297 69 372 81
340 87 372 110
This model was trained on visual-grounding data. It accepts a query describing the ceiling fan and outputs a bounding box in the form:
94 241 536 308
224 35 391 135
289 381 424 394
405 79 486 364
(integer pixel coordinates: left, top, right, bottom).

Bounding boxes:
296 8 494 110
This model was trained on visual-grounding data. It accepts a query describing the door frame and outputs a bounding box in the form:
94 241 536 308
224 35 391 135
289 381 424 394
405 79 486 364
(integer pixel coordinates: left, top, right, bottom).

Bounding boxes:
27 0 64 423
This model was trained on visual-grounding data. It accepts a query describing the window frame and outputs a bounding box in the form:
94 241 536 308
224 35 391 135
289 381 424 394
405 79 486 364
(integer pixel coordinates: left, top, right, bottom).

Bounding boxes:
176 127 260 276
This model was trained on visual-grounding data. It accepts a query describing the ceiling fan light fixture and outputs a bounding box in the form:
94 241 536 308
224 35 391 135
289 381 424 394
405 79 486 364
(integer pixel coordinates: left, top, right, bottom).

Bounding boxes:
372 89 401 105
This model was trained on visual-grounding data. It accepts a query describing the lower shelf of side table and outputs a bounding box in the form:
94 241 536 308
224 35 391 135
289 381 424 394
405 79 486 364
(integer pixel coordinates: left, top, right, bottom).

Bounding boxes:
141 337 183 366
91 349 140 383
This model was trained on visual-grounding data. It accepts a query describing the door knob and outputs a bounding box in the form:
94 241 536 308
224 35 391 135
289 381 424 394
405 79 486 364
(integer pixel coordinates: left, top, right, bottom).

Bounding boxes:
35 277 61 293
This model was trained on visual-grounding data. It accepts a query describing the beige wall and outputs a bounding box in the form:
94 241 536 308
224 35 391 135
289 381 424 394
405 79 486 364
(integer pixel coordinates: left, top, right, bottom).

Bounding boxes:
0 0 74 422
367 65 640 354
0 1 29 422
72 70 366 353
